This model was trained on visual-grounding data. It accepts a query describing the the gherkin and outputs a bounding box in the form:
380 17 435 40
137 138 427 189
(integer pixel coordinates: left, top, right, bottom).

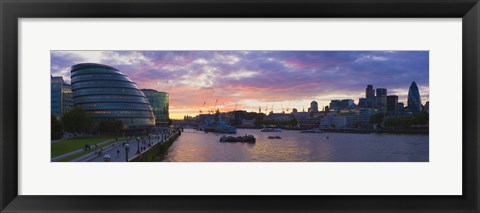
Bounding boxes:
407 81 422 112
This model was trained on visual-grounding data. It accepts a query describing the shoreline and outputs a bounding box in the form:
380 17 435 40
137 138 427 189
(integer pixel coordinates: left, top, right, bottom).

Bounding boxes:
185 127 429 135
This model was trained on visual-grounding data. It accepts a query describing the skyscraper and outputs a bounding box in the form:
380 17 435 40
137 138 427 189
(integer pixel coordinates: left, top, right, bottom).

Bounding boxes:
407 81 422 112
366 85 375 99
310 101 319 112
376 88 387 112
386 95 398 114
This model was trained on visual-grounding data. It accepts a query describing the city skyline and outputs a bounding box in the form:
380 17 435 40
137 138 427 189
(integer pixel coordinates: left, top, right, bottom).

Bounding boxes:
51 51 429 119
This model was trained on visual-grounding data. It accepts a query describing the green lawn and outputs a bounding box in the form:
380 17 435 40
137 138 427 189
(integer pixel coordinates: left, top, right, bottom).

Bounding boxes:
51 136 114 158
59 139 123 162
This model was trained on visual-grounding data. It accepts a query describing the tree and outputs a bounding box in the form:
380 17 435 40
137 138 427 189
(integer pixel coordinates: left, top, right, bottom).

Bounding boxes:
61 107 94 133
51 116 64 140
370 112 385 128
415 111 429 126
98 120 123 135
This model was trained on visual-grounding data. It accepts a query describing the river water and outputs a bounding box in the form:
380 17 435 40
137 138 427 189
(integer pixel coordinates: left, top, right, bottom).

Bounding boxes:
162 129 428 162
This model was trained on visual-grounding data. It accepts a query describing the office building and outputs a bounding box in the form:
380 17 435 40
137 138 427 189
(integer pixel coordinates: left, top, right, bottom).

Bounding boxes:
62 83 73 114
51 76 64 117
310 101 319 112
386 95 398 114
407 81 422 112
71 63 155 128
376 88 387 112
366 85 375 99
329 99 354 110
142 89 170 126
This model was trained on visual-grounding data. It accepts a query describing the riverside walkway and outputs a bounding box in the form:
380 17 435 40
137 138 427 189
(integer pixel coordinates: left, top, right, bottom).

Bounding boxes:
51 128 180 162
87 130 179 162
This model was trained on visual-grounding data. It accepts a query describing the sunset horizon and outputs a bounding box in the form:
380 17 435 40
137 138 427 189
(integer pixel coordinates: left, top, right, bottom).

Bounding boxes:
51 50 429 119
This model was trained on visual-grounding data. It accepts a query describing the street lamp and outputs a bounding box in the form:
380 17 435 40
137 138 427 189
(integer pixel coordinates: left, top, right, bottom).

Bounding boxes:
103 154 111 162
124 143 130 162
136 137 141 154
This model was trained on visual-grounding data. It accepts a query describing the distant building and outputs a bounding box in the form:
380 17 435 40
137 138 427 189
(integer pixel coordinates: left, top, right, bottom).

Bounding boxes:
358 97 375 108
62 82 73 114
407 81 422 112
264 113 293 121
424 101 429 113
241 118 256 128
357 108 377 127
297 117 323 129
329 99 354 110
309 101 319 112
51 76 64 117
292 111 310 120
142 89 170 126
366 85 375 99
376 88 387 112
386 95 398 114
397 102 405 114
319 112 347 129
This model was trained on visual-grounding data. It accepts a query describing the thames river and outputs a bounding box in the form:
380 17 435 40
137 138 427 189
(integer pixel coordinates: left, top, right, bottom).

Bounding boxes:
162 129 428 162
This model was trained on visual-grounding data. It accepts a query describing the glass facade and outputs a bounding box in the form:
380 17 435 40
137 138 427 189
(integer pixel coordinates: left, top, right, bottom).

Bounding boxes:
408 81 422 112
386 95 398 114
51 76 64 117
141 89 169 126
62 83 73 114
71 63 155 127
376 88 387 113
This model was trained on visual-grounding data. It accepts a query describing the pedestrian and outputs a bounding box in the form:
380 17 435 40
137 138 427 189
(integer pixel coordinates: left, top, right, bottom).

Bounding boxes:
95 143 98 148
116 149 120 158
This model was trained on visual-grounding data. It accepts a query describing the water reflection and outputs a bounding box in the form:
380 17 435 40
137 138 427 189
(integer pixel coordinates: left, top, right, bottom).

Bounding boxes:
162 129 428 162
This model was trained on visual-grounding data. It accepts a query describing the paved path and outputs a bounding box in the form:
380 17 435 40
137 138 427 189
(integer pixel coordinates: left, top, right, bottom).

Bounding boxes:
89 133 173 162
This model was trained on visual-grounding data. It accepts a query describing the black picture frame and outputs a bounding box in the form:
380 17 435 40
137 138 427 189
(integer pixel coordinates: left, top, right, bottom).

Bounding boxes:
1 0 479 212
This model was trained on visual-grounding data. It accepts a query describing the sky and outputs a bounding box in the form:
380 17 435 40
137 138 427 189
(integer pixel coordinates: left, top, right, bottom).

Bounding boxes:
51 51 429 119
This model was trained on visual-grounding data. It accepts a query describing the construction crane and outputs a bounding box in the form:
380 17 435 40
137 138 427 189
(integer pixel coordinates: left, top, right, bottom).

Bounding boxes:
199 101 206 114
213 98 218 113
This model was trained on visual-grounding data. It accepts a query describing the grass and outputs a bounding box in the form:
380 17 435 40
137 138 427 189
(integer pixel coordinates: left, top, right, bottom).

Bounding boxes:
59 139 123 162
51 136 114 158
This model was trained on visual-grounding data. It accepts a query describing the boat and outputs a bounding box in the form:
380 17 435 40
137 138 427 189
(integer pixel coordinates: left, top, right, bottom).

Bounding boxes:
261 128 282 132
267 136 282 139
199 111 237 134
300 129 324 133
220 135 256 143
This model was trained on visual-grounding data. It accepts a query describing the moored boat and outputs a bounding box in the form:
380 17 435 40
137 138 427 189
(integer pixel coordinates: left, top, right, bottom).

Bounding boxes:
261 128 282 132
300 129 324 133
220 135 256 143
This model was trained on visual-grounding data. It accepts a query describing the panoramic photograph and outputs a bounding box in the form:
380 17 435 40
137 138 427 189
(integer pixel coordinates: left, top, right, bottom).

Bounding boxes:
51 51 429 162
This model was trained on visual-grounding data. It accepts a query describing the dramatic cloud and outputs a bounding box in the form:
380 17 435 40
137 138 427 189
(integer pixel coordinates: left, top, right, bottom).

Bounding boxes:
51 51 429 119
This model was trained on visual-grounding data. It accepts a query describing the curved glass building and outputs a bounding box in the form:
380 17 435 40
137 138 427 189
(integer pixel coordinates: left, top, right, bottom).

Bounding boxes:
71 63 155 128
407 81 422 112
